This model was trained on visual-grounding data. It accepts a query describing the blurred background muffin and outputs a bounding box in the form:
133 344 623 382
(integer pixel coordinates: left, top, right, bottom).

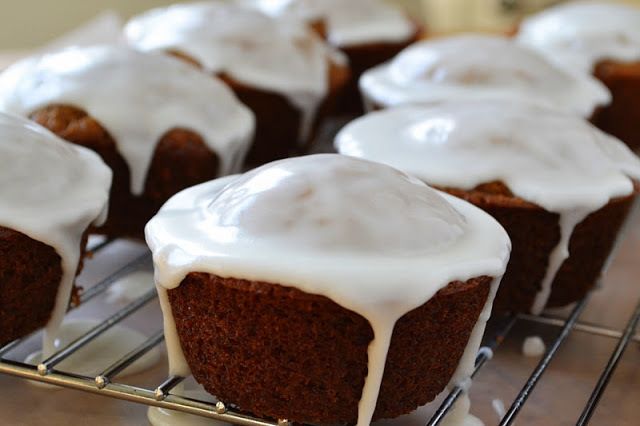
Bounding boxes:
0 46 254 239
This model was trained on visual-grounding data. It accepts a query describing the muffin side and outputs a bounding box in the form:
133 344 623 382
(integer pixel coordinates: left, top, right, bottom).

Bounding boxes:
30 104 220 239
168 273 491 423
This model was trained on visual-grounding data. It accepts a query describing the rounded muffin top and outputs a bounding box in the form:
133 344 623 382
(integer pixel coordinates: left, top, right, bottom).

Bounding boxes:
359 34 610 117
517 1 640 72
335 99 640 214
146 154 509 300
0 45 255 195
125 2 334 100
240 0 416 47
146 154 510 426
0 112 111 239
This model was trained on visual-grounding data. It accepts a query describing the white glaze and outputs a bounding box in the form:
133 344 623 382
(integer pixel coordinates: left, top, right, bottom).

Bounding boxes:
517 1 640 72
0 112 111 355
359 34 610 117
0 45 254 195
335 100 640 313
241 0 416 47
522 336 546 358
125 2 332 144
25 318 160 376
146 154 510 426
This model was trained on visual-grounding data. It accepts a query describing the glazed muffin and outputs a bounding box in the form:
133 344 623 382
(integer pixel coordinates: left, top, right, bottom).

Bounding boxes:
125 2 350 165
241 0 422 114
359 34 610 120
336 100 640 314
0 46 254 239
516 1 640 151
146 154 510 424
0 112 111 353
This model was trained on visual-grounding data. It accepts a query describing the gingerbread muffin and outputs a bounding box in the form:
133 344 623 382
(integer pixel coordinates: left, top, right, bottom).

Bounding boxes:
0 112 111 353
359 34 610 120
336 100 640 314
0 46 254 239
241 0 422 114
125 2 350 165
146 154 510 424
517 1 640 151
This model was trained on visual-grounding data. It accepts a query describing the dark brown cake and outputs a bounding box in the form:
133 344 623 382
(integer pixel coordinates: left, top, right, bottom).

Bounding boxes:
167 272 491 424
593 60 640 152
441 181 638 313
0 226 88 348
169 51 351 165
30 105 220 239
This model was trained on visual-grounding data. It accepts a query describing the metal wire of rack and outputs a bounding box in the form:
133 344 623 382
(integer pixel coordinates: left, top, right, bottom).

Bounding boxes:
0 237 639 426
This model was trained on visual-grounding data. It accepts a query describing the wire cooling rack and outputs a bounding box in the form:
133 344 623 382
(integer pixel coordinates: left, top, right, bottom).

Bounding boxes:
0 236 639 426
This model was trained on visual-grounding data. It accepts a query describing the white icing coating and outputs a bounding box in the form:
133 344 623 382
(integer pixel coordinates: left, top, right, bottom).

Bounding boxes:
522 336 546 358
517 1 640 72
146 154 510 426
125 2 332 143
241 0 416 47
0 112 111 355
335 100 640 313
25 318 160 376
0 45 254 195
359 34 610 117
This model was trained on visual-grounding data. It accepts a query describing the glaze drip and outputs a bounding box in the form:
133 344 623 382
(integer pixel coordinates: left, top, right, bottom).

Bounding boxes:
146 154 510 425
336 100 640 312
125 2 331 142
0 112 111 355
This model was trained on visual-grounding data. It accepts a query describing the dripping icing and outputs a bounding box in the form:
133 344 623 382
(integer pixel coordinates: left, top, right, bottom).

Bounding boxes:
0 112 111 356
146 154 510 426
335 100 640 312
0 45 255 195
125 2 332 144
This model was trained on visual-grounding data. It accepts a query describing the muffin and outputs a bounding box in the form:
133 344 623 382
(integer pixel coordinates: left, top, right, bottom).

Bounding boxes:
125 2 350 165
335 100 640 314
516 1 640 151
241 0 422 114
0 112 111 353
359 34 610 120
146 154 510 424
0 46 254 239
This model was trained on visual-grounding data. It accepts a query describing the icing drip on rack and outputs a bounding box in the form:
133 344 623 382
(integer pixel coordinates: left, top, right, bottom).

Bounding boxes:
0 112 111 356
146 154 510 426
517 1 640 72
125 2 332 143
335 100 640 313
359 34 610 117
0 45 255 195
241 0 416 47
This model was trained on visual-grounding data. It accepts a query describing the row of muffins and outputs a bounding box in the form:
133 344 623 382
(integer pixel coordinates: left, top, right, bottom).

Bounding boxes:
1 1 640 425
144 2 640 425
